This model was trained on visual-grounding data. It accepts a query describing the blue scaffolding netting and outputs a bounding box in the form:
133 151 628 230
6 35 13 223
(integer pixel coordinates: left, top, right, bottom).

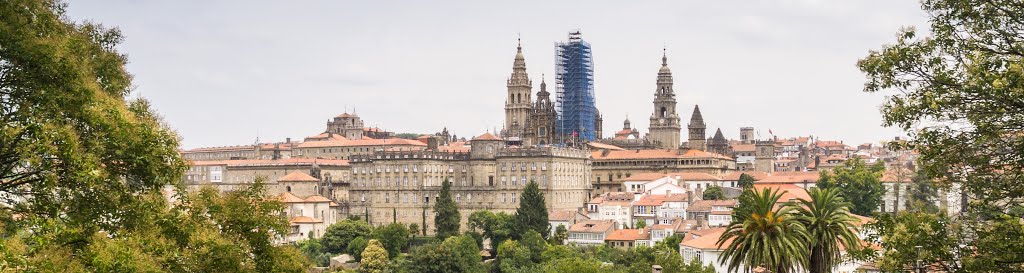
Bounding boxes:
555 31 597 141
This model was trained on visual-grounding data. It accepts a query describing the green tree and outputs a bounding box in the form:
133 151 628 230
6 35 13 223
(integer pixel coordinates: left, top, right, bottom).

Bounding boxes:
520 230 547 263
469 210 515 252
540 257 608 273
738 173 756 189
655 234 684 252
634 219 647 229
322 219 373 253
717 187 808 273
497 240 533 273
405 235 484 273
540 244 581 262
434 179 461 239
372 222 410 258
360 239 389 273
859 0 1024 269
907 169 940 213
817 158 886 216
297 239 331 267
348 236 369 262
550 224 568 245
516 181 549 239
866 211 961 272
793 187 861 273
702 185 725 200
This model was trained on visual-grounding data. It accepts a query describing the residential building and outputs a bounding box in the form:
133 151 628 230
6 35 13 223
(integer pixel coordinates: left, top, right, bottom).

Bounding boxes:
568 219 616 246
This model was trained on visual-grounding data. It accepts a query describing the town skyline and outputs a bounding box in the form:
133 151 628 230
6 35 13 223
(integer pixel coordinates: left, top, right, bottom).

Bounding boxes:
67 1 928 149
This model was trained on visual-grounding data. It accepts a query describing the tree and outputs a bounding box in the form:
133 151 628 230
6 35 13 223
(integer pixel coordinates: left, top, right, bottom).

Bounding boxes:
372 222 409 258
866 211 962 272
907 169 940 213
348 236 369 262
540 257 607 273
655 234 684 252
817 158 886 216
469 210 515 252
404 235 484 273
322 219 373 253
298 239 331 267
516 180 549 239
498 240 533 273
520 230 547 263
434 179 461 239
717 187 808 273
634 219 647 229
550 224 568 245
738 173 756 189
360 239 389 273
702 185 725 200
793 187 861 273
859 0 1024 269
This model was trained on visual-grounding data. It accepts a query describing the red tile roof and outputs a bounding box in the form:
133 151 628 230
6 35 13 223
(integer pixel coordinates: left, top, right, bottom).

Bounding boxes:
569 220 616 233
472 132 501 141
605 229 650 241
278 192 305 203
289 216 323 224
278 172 319 182
304 195 332 202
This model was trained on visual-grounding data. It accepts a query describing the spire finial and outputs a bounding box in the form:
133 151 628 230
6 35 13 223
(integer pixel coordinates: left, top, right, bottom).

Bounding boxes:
662 46 668 66
517 33 522 52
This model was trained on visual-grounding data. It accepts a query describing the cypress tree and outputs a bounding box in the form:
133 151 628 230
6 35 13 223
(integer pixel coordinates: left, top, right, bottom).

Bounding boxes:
433 179 460 239
516 180 549 239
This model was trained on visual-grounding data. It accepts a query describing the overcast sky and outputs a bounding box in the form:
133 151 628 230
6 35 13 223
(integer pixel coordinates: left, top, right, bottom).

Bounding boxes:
67 0 928 149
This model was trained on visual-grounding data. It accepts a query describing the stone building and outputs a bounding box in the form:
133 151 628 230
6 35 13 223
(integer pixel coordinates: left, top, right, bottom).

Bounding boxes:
687 105 707 151
183 158 351 202
589 148 736 196
648 50 682 149
706 129 730 156
347 132 591 231
181 141 294 161
522 78 558 145
325 112 393 140
292 138 427 160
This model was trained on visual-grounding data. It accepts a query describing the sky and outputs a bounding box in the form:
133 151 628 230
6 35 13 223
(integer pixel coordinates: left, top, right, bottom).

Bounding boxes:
66 0 929 149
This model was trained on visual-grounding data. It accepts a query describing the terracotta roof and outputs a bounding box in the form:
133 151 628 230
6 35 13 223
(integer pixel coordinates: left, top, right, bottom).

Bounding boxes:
633 195 668 206
305 132 348 142
304 195 332 202
289 216 323 224
720 171 770 181
330 202 340 206
587 142 626 151
278 172 319 182
278 192 305 203
189 158 349 167
680 229 729 250
731 144 755 152
752 184 811 203
472 132 501 141
569 220 615 233
591 149 732 160
549 210 581 221
757 171 820 183
881 169 913 183
605 229 650 241
183 144 257 153
687 200 738 212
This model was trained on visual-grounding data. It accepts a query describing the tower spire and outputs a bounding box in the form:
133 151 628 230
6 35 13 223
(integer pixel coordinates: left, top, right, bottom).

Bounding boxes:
662 47 667 66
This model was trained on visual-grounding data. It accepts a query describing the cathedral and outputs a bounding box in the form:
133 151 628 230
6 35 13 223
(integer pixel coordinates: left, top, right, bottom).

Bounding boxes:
501 40 598 146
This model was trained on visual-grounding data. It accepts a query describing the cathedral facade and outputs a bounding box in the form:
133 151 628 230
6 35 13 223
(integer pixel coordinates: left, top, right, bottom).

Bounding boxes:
501 40 583 146
648 50 683 149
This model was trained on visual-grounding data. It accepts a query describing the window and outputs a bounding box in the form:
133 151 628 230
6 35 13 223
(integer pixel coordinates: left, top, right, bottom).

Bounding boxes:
456 194 461 203
511 193 517 203
502 193 507 203
501 177 507 186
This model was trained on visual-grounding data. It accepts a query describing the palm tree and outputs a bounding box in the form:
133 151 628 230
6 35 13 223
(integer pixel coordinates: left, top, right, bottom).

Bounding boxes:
718 188 808 273
793 187 861 273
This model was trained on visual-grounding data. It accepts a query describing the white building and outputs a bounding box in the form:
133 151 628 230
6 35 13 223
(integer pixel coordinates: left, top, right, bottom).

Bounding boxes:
568 220 616 246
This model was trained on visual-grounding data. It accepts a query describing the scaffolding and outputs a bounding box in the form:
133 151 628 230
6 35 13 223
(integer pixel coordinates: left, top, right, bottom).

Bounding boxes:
555 30 597 142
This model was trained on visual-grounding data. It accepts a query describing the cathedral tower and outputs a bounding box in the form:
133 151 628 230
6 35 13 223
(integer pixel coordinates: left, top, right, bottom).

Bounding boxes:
648 49 682 149
524 76 557 145
687 105 706 151
503 38 532 138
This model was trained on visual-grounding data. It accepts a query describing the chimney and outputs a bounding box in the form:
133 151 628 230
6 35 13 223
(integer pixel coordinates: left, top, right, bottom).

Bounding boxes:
696 215 704 229
286 137 291 143
687 190 693 204
814 156 821 169
652 265 663 273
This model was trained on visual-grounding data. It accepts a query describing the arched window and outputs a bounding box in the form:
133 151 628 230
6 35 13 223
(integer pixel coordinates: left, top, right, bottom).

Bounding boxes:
286 186 292 192
660 107 667 117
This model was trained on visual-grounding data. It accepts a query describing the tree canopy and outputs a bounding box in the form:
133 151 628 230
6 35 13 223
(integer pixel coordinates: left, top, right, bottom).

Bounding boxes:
434 179 461 239
702 185 726 200
516 180 549 238
817 158 886 216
